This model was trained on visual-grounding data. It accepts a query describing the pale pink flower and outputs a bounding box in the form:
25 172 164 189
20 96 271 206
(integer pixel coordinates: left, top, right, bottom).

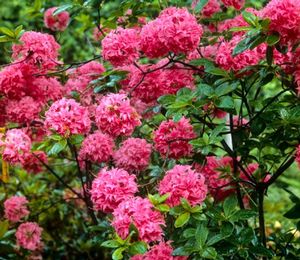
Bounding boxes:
16 222 43 251
79 131 114 164
4 196 29 222
102 27 140 66
261 0 300 45
112 197 165 243
44 7 70 31
113 138 152 171
44 98 91 136
90 168 138 213
12 31 60 70
159 165 207 207
153 117 196 159
140 7 202 58
221 0 245 10
95 93 141 137
0 129 31 165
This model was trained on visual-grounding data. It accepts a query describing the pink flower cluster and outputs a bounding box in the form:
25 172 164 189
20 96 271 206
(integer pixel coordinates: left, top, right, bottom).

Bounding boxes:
159 165 207 207
132 241 187 260
22 151 47 174
12 31 60 71
262 0 300 45
95 93 141 137
192 0 221 18
90 168 138 212
102 28 140 66
221 0 245 10
112 197 165 243
44 7 70 31
4 196 29 222
113 138 152 171
140 7 202 58
44 98 91 136
215 36 262 72
0 129 31 165
16 222 43 251
296 145 300 168
79 131 114 165
154 117 196 159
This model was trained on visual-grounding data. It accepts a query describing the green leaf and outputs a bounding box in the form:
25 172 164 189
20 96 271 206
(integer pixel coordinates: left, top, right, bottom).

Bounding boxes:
112 247 126 260
129 241 147 255
242 11 258 27
101 240 120 248
207 234 223 246
216 96 235 112
230 210 257 221
195 224 208 248
233 37 252 56
284 203 300 219
172 246 190 256
205 67 229 77
53 4 73 15
181 198 192 211
0 35 12 43
202 247 218 259
221 222 234 238
194 0 209 13
266 34 280 46
158 95 176 105
183 228 196 238
223 196 238 218
0 27 15 38
175 212 190 228
189 58 214 68
48 139 67 156
0 220 9 239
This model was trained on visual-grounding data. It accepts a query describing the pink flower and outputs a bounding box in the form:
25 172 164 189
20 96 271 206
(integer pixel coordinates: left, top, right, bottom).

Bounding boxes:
102 27 140 66
12 31 60 70
215 36 261 72
221 0 245 10
192 0 221 18
79 131 114 164
295 145 300 169
6 96 42 124
159 165 207 207
90 168 138 213
112 197 165 243
113 138 152 171
140 7 202 58
67 61 105 79
22 151 47 174
33 77 64 102
16 222 43 251
44 7 70 31
0 129 31 165
4 196 29 222
44 98 91 136
203 102 227 119
198 156 234 201
131 241 187 260
95 93 141 137
261 0 300 45
232 115 248 128
153 117 196 159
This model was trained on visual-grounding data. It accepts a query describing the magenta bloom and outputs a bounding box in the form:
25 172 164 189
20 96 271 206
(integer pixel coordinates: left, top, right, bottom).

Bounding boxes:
153 117 196 159
140 7 202 58
113 138 152 171
221 0 245 10
4 196 29 223
12 31 60 70
95 93 141 137
79 131 114 164
102 27 140 67
90 168 138 213
44 7 70 31
22 151 47 174
112 197 165 243
159 165 207 207
192 0 221 17
262 0 300 45
44 98 91 136
0 129 31 165
296 145 300 169
16 222 43 251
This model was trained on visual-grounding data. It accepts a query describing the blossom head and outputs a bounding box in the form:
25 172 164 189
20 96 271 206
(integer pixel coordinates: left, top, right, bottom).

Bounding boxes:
192 0 221 18
221 0 245 10
79 131 114 164
44 7 70 31
16 222 43 251
112 197 165 243
159 165 207 207
44 98 91 136
90 168 138 213
95 93 141 137
114 138 152 171
22 151 47 174
4 196 29 222
102 27 140 66
153 117 196 159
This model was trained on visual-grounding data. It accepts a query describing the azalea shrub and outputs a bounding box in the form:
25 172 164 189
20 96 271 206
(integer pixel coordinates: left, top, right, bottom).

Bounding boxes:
1 0 300 259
